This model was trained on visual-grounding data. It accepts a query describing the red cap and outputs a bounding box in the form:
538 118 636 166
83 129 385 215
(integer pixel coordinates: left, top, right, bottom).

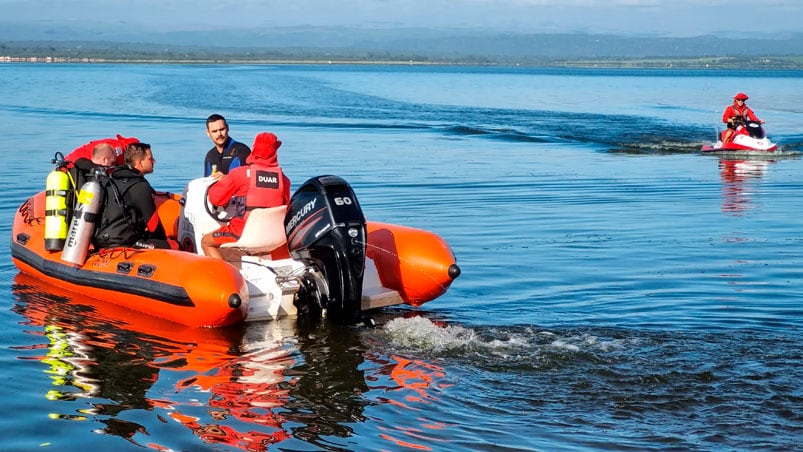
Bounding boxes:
733 92 749 101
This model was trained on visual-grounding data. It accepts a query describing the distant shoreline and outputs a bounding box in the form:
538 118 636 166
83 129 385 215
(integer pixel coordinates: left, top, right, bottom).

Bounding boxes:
2 55 803 70
3 30 803 69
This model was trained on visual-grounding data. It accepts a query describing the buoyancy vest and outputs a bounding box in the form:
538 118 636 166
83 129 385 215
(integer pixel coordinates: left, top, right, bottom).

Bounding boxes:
217 164 288 236
729 105 757 124
93 167 148 248
245 164 287 210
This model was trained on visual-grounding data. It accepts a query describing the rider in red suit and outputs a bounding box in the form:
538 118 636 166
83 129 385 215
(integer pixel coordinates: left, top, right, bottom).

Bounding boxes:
201 132 291 259
722 93 764 144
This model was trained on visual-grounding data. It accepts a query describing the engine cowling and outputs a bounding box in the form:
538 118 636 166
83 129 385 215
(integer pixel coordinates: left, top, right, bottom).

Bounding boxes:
285 175 366 323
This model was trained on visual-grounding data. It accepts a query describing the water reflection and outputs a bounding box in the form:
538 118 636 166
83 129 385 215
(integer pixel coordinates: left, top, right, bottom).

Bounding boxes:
718 157 774 215
10 273 374 451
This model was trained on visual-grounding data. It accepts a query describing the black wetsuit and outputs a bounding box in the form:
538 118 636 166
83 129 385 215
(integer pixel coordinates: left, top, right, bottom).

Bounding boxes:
204 137 251 176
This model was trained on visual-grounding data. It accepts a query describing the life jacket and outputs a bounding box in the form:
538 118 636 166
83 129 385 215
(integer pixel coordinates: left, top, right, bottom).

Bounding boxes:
92 167 147 249
731 105 753 123
245 164 287 211
219 164 288 235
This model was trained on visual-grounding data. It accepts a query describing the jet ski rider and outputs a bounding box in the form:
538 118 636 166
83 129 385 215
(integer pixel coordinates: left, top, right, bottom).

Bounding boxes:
722 92 764 144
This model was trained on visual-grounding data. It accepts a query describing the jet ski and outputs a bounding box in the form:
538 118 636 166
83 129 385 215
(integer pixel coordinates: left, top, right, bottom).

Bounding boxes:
701 121 778 153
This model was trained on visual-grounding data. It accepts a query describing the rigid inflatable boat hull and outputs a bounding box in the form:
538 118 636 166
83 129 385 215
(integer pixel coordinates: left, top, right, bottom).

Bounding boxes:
12 192 249 327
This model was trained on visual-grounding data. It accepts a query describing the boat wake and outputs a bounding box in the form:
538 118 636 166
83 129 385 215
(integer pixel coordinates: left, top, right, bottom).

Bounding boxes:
376 315 630 370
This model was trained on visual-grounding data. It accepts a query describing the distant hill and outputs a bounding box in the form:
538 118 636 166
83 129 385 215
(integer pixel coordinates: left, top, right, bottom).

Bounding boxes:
1 23 802 66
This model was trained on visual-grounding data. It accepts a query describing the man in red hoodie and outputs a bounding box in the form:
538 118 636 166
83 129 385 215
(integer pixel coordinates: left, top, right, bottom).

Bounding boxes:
201 132 291 260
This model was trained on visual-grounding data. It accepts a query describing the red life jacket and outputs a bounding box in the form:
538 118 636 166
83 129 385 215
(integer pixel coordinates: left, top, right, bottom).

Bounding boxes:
218 163 289 236
732 106 750 121
245 164 288 210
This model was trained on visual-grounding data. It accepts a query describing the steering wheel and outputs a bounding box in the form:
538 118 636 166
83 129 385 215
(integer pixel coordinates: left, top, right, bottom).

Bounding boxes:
203 184 232 221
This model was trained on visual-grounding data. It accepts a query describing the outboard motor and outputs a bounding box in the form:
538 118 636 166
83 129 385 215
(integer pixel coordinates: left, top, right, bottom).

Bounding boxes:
285 175 366 323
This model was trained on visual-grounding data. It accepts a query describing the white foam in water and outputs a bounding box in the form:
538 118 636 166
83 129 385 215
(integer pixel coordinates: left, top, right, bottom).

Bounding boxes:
385 317 629 359
551 333 627 353
549 340 580 352
384 316 476 352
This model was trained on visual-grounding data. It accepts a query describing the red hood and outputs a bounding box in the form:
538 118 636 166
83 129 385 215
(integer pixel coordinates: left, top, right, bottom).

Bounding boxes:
247 132 281 166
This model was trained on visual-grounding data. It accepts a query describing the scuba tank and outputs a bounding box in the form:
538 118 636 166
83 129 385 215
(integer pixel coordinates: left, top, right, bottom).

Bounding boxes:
61 169 105 266
44 153 72 251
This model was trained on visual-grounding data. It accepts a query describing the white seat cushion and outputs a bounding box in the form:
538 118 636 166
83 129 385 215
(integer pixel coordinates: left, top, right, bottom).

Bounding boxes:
220 205 287 254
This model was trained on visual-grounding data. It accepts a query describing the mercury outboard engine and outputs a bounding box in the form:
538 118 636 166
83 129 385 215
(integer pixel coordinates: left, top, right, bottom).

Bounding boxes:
285 175 366 324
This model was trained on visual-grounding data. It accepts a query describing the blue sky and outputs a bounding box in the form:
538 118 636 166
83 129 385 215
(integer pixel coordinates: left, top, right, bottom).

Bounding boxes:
1 0 800 36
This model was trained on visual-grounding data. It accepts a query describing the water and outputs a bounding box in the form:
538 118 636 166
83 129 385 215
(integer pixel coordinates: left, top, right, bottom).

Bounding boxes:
2 63 803 451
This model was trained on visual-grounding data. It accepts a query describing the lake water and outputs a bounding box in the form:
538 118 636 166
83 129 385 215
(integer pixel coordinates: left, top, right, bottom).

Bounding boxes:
2 63 803 451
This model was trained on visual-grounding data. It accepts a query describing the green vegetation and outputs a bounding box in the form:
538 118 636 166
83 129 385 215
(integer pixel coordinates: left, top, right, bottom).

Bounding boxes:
2 40 803 69
555 56 803 69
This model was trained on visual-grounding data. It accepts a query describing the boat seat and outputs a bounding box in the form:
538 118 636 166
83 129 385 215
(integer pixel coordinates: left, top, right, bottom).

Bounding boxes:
220 206 288 255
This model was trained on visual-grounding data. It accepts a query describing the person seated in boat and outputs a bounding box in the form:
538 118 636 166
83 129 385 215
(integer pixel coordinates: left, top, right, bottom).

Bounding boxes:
204 114 251 181
72 142 116 171
68 142 117 188
722 93 764 144
90 142 117 167
201 132 291 260
93 142 174 250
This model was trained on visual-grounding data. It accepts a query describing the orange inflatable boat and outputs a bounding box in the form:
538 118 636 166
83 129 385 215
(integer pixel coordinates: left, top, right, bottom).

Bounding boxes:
11 174 460 327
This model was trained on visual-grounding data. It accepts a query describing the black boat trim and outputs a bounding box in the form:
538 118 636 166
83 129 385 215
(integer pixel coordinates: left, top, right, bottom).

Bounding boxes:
10 241 195 307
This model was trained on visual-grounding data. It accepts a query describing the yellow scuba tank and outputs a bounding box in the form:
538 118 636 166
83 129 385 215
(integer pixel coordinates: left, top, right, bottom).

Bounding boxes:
44 153 72 251
61 171 105 266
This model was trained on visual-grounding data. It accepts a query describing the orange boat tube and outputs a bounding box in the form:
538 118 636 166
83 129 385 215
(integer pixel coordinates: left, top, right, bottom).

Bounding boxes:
11 192 249 327
366 222 460 306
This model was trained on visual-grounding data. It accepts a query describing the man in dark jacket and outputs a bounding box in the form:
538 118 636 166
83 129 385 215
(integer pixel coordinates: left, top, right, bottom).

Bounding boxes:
204 114 251 180
93 142 170 249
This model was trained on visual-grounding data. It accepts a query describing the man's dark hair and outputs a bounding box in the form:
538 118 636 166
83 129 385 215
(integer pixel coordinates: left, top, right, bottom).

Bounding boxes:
206 113 227 129
125 142 151 166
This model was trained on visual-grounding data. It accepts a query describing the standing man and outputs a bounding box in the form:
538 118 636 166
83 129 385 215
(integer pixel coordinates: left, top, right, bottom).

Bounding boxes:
204 114 251 180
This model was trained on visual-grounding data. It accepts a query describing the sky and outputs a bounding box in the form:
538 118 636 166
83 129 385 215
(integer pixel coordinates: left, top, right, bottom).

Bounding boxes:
1 0 801 36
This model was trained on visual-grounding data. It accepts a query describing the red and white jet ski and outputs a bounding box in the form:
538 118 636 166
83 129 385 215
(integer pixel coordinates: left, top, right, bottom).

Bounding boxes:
701 121 778 153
